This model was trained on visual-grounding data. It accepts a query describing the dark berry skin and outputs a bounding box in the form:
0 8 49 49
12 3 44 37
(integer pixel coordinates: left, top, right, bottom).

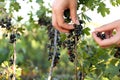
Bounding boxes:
10 74 14 79
9 34 16 43
97 32 101 37
10 34 16 40
101 34 106 40
96 32 106 40
9 59 14 65
65 21 84 62
47 25 61 67
114 51 120 58
64 9 70 18
114 47 120 58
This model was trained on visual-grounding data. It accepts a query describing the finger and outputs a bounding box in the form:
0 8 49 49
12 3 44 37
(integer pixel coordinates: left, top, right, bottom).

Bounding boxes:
54 8 74 30
95 21 118 32
52 11 69 33
100 44 112 48
69 0 79 25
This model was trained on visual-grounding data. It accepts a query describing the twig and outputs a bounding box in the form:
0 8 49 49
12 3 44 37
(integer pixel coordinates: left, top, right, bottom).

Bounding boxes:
74 36 78 80
12 42 16 80
48 29 57 80
97 72 103 80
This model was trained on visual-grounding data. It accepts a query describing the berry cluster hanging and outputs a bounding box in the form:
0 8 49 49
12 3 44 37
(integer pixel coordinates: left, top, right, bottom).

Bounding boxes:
63 20 84 62
47 24 61 67
46 20 84 67
0 17 20 43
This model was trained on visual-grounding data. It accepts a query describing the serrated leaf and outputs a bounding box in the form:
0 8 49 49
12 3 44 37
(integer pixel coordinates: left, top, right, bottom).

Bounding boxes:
97 2 110 17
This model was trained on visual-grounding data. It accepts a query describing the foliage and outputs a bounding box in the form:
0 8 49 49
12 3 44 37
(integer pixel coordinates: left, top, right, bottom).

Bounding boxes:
0 0 119 80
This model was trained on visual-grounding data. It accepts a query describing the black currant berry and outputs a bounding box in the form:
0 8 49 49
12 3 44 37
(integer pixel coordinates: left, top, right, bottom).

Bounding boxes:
64 9 70 18
10 74 14 79
114 47 120 58
9 59 14 65
9 34 16 43
96 32 106 40
97 32 101 37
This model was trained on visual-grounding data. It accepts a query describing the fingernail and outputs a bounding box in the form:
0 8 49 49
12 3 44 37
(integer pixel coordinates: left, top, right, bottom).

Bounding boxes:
76 20 80 25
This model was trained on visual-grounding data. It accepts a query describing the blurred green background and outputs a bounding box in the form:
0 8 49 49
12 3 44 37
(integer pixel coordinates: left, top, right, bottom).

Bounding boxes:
0 0 120 80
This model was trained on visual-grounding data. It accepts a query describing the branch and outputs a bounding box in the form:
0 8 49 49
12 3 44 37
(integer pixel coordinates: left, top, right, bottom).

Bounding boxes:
11 42 16 80
48 29 57 80
74 36 78 80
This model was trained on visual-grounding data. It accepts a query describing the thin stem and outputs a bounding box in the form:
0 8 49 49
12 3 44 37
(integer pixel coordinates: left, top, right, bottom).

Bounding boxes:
74 36 78 80
11 42 16 80
97 72 103 80
48 29 57 80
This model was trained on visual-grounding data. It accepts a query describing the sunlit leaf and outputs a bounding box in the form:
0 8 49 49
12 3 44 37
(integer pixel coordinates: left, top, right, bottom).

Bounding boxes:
97 2 110 17
83 27 90 35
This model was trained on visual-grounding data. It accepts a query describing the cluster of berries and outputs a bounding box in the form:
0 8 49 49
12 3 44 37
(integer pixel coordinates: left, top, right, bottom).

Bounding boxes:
96 32 106 40
0 17 12 30
0 18 20 44
63 20 84 62
47 24 61 67
9 34 16 43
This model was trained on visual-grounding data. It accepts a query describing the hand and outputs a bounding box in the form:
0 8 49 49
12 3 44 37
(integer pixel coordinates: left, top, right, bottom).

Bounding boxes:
92 20 120 48
52 0 79 33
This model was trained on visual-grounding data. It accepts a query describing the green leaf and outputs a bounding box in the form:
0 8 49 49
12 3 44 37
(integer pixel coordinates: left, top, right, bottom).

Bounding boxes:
0 0 4 2
36 0 43 3
81 13 91 21
17 27 25 34
10 2 21 11
60 33 67 42
29 0 32 2
97 2 110 17
83 27 90 35
17 16 23 22
116 0 120 4
104 64 119 78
